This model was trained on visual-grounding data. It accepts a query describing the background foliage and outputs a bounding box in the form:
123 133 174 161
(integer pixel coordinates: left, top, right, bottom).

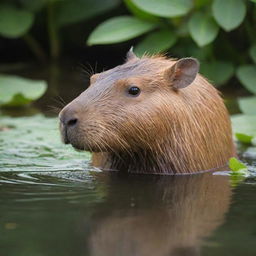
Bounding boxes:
0 0 256 143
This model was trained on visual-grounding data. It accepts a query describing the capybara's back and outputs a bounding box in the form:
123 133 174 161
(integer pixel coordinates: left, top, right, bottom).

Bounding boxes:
59 50 236 174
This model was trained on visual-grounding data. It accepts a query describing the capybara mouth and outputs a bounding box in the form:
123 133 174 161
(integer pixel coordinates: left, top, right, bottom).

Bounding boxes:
59 123 70 144
59 122 95 151
70 142 99 152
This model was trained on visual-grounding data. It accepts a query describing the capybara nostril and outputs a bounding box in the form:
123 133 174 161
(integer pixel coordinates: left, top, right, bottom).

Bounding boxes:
59 106 78 127
67 118 78 127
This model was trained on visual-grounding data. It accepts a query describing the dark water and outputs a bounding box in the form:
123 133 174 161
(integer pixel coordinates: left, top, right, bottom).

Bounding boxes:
1 169 256 256
1 65 256 256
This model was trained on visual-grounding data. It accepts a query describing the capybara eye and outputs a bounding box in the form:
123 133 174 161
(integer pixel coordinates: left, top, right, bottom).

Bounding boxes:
128 86 140 96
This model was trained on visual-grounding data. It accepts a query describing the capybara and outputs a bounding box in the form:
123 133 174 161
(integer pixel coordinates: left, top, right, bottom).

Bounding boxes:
59 49 236 174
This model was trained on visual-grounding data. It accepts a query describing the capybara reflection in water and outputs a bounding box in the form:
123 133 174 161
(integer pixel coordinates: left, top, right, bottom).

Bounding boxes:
59 49 236 174
88 172 232 256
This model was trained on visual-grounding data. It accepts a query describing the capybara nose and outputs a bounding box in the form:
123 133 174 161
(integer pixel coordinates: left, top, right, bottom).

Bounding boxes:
59 108 78 128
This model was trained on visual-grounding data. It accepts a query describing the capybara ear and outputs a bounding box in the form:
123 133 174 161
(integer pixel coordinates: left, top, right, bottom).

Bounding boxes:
126 46 139 61
165 58 200 89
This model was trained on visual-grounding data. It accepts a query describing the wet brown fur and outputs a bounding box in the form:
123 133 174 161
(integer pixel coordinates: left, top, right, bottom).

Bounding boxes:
59 54 236 174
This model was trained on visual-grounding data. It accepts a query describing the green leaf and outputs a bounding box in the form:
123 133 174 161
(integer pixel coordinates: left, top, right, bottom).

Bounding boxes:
212 0 246 32
200 61 234 86
229 157 249 185
134 29 177 56
56 0 120 27
188 12 219 47
229 157 247 172
195 0 211 8
130 0 193 18
231 114 256 137
87 16 157 45
19 0 48 12
0 5 34 38
124 0 158 21
236 65 256 94
238 96 256 115
235 133 253 144
249 45 256 64
0 75 47 107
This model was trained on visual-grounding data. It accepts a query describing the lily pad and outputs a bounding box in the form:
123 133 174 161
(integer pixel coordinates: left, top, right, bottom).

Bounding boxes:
0 115 90 173
231 114 256 146
0 74 47 107
238 96 256 115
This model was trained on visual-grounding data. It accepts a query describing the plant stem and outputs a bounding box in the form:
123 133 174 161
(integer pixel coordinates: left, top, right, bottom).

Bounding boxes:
47 2 60 60
245 19 256 44
23 34 48 63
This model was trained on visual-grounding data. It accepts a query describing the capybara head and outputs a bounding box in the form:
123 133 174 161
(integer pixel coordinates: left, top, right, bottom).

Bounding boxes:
59 50 235 174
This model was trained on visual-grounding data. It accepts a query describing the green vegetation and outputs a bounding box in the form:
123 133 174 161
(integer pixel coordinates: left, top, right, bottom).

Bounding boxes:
229 157 249 186
87 0 256 89
0 115 90 172
0 0 256 150
0 75 47 107
232 107 256 145
1 0 256 109
229 157 248 173
0 0 120 61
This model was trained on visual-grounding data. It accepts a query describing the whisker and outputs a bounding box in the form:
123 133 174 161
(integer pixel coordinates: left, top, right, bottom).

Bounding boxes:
47 105 62 114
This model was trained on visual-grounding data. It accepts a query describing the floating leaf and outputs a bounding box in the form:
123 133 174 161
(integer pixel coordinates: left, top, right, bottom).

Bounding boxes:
0 75 47 107
0 5 34 38
229 157 249 186
188 12 219 47
87 16 157 45
56 0 120 27
130 0 193 18
134 29 177 56
235 133 253 144
238 96 256 115
0 115 90 173
212 0 246 32
236 65 256 94
249 45 256 64
200 61 234 86
229 157 247 172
